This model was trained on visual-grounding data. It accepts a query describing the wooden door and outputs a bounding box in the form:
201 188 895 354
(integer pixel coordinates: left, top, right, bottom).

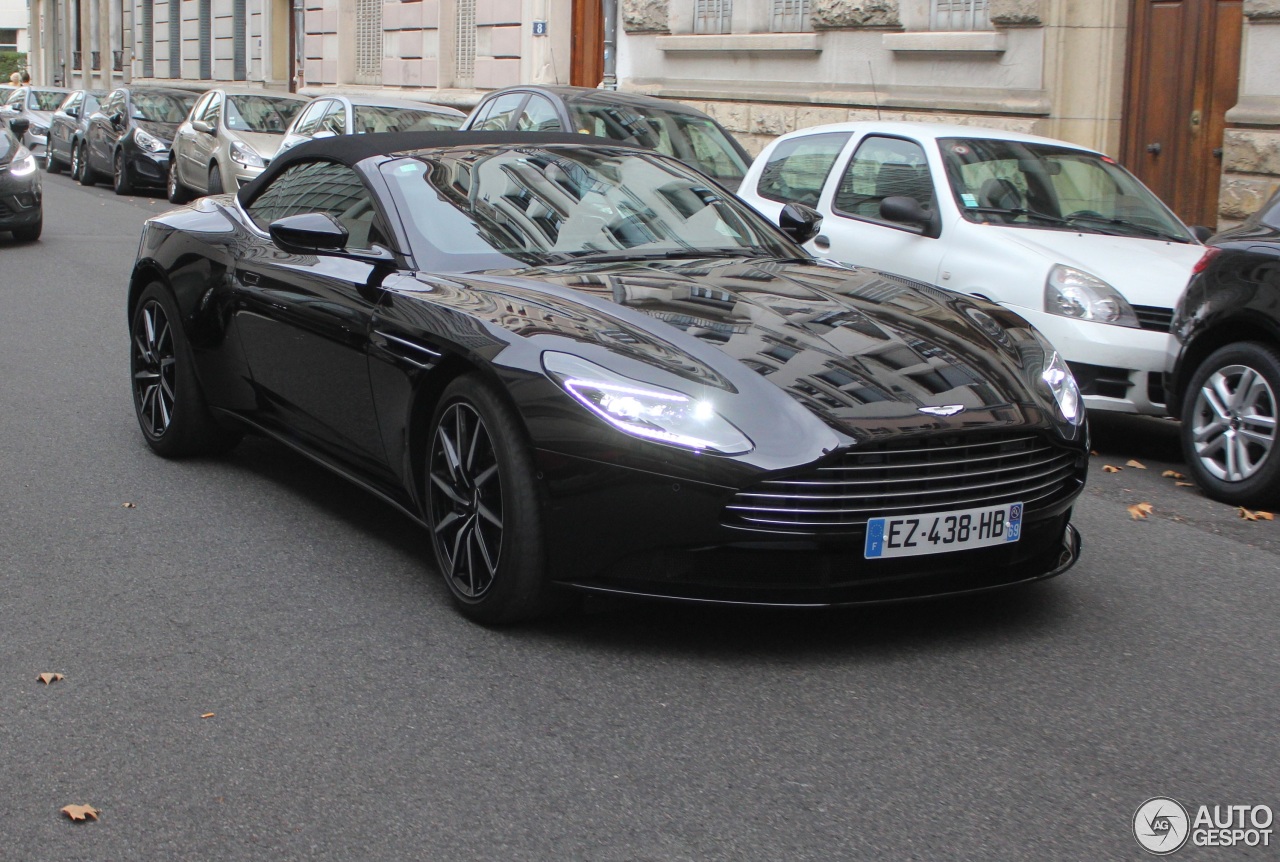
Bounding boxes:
570 0 604 87
1121 0 1242 227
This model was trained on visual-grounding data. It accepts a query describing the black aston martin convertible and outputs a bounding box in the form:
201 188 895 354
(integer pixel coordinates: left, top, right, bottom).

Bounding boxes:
128 130 1087 623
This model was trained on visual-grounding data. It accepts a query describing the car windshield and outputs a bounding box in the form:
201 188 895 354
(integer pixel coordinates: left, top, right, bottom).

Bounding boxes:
380 144 796 271
352 104 462 133
132 91 198 123
568 100 748 187
225 95 301 134
939 137 1193 242
31 90 66 111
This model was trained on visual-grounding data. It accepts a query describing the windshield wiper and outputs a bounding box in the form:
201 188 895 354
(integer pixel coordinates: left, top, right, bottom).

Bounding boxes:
964 206 1072 226
553 248 774 264
1061 213 1190 242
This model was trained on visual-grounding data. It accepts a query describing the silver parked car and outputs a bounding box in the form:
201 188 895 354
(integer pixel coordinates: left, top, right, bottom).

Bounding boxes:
276 94 463 155
0 86 72 155
167 88 307 202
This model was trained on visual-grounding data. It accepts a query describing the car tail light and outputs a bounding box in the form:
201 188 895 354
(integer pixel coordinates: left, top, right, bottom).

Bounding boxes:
1192 246 1221 274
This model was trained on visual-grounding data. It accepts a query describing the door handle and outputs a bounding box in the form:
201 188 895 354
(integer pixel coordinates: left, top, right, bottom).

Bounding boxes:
813 234 831 250
1146 142 1162 155
240 270 260 286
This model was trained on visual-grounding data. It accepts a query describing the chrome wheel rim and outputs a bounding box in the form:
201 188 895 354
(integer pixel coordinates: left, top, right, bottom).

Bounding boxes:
168 163 178 197
132 300 176 438
44 146 54 169
71 144 81 178
428 402 503 599
1191 363 1277 482
114 153 123 189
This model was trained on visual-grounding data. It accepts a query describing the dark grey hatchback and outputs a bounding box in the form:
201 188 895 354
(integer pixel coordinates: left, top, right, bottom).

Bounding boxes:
0 117 43 241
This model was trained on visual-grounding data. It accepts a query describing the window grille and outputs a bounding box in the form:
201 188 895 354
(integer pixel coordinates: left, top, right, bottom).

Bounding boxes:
168 0 181 78
139 0 154 77
694 0 732 34
198 0 211 80
354 0 383 86
771 0 809 32
233 0 247 80
931 0 990 30
455 0 476 87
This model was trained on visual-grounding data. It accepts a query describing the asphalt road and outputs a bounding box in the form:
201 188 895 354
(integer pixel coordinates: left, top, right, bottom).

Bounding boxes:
1 172 1277 861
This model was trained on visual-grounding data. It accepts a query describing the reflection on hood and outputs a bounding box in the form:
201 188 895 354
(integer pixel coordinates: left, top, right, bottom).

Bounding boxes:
137 119 180 141
478 258 1048 438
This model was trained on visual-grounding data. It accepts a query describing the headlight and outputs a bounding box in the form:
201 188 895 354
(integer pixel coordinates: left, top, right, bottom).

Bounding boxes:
7 151 37 177
134 127 167 153
31 123 48 136
543 352 753 455
1044 264 1139 327
229 140 265 168
1040 350 1083 425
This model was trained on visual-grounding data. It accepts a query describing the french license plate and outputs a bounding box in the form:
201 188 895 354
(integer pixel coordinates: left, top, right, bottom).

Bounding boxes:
864 502 1023 559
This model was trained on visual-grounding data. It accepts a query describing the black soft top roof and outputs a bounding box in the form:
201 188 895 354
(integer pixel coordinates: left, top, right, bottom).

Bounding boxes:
236 130 638 205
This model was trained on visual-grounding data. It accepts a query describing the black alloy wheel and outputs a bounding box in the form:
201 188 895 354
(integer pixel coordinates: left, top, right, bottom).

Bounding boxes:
76 142 98 186
129 284 241 458
1181 341 1280 507
425 375 555 624
113 149 135 195
207 164 224 195
167 160 190 204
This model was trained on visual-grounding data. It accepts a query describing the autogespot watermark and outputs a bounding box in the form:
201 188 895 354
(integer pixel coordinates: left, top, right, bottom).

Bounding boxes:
1134 797 1274 854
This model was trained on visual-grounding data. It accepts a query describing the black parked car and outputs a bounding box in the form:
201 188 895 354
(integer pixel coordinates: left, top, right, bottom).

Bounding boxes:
0 117 43 241
462 86 750 189
1168 188 1280 506
78 86 198 194
128 131 1086 623
44 88 104 174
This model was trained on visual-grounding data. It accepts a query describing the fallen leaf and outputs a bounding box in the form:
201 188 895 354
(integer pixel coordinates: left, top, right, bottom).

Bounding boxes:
61 804 99 822
1089 450 1099 456
38 673 64 685
121 502 136 508
1260 512 1276 521
1102 465 1122 473
201 712 215 719
1127 502 1154 519
1162 470 1186 479
1239 508 1275 521
1126 460 1147 469
1176 481 1195 487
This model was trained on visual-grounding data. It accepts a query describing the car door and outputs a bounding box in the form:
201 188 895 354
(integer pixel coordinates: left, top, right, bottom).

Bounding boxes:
815 133 948 286
49 91 80 161
468 92 528 131
86 90 123 173
279 98 329 152
234 159 395 476
177 92 218 192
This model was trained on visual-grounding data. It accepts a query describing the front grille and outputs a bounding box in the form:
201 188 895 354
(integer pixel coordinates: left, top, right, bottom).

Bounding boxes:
723 432 1079 534
1068 361 1132 399
1133 305 1174 332
0 198 12 217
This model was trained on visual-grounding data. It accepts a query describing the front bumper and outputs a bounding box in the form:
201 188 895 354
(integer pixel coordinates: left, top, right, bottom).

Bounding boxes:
0 170 42 228
129 149 171 186
1005 304 1171 415
536 449 1083 607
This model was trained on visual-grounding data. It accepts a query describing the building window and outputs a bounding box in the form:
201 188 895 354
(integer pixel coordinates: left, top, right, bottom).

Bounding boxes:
694 0 732 34
931 0 990 30
354 0 382 85
454 0 476 88
168 0 181 78
233 0 247 80
771 0 810 32
198 0 211 80
0 29 17 52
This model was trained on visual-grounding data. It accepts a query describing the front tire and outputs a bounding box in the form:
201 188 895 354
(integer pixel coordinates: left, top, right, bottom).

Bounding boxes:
76 142 99 186
130 283 241 458
44 144 63 173
1181 341 1280 507
425 375 554 624
167 160 191 204
113 150 135 195
207 163 224 195
11 217 41 242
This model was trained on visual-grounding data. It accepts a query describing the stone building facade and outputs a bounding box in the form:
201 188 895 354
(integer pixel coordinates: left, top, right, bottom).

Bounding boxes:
617 0 1280 228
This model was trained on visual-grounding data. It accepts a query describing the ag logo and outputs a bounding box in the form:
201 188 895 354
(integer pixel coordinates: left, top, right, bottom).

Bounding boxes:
917 404 965 417
1134 797 1190 855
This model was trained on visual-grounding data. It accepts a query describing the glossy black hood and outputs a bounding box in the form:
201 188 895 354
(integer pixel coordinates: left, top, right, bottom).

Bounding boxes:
0 130 16 166
136 119 180 143
461 257 1061 442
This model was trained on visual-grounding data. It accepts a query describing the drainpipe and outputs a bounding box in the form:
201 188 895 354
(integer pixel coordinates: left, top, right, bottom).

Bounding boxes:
601 0 617 90
293 0 305 93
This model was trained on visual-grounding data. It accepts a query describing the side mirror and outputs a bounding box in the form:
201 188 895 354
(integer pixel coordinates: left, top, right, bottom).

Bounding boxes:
191 119 214 135
66 106 79 119
111 111 125 127
9 116 30 138
880 195 941 238
779 202 822 245
269 212 349 254
1190 225 1214 243
312 129 336 140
